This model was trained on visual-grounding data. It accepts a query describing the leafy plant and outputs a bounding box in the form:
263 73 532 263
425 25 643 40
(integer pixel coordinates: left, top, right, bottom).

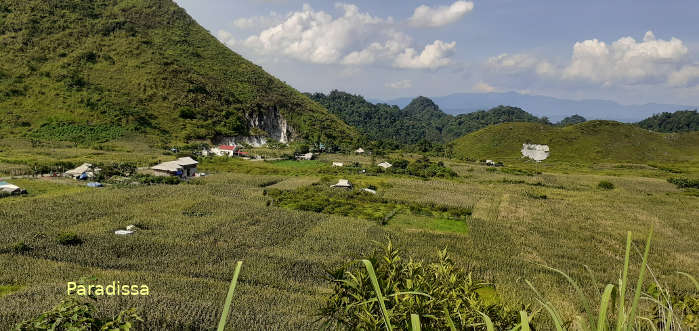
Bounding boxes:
57 232 82 246
598 181 615 190
13 297 141 330
321 241 521 330
668 177 699 189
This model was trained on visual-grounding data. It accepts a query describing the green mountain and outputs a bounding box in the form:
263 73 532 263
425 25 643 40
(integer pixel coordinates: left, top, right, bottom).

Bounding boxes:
308 91 542 148
637 110 699 133
0 0 356 147
452 121 699 164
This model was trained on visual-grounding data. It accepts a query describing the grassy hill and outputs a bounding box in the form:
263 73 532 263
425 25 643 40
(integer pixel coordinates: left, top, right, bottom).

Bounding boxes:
452 120 699 164
0 0 356 147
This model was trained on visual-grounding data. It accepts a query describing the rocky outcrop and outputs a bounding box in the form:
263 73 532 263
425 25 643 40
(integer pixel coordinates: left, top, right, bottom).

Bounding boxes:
215 107 296 147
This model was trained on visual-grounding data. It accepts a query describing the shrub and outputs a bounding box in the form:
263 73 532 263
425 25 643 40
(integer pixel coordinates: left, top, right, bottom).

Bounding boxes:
524 191 548 200
321 241 521 330
598 180 615 190
668 177 699 189
134 174 181 185
57 233 82 246
11 241 31 253
14 297 141 330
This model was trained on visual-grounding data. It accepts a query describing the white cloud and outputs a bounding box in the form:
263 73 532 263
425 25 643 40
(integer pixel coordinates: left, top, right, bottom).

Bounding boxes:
409 1 474 28
233 12 283 30
231 3 456 69
386 80 413 89
395 40 457 69
563 31 689 85
472 82 496 92
216 30 236 48
668 65 699 87
484 31 699 89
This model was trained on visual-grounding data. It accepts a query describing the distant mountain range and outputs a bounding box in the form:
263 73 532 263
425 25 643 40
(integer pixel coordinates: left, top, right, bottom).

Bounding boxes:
374 92 698 123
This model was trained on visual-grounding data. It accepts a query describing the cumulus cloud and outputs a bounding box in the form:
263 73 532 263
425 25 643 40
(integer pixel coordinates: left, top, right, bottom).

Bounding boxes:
233 12 283 30
487 53 556 77
228 3 456 69
563 31 689 85
386 80 413 89
472 82 496 92
409 1 474 28
485 31 698 88
395 40 457 69
216 30 236 48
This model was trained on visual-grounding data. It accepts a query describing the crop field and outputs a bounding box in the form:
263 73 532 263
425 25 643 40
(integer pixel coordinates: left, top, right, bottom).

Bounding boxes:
1 155 698 329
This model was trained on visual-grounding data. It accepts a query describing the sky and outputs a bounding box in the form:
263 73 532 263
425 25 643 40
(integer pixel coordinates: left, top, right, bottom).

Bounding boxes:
173 0 699 106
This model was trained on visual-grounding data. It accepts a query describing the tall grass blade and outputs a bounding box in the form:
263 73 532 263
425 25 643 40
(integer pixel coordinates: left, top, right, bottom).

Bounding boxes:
217 261 243 331
536 299 564 331
519 311 531 331
477 311 495 331
538 263 595 329
616 231 632 331
444 310 457 331
596 284 614 331
361 259 393 331
677 271 699 290
410 314 421 331
627 227 653 331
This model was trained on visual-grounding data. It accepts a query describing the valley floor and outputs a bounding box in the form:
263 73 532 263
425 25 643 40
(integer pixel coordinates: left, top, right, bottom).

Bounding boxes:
0 153 698 329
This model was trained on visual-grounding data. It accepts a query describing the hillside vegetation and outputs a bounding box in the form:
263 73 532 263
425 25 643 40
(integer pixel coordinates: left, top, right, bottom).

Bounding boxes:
0 0 356 146
637 110 699 133
308 91 542 148
452 121 699 164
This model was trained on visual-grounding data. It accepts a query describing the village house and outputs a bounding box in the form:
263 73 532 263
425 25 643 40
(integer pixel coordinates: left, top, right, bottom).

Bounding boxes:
296 153 314 161
150 157 199 179
204 145 239 157
377 162 392 169
65 163 99 180
331 179 352 189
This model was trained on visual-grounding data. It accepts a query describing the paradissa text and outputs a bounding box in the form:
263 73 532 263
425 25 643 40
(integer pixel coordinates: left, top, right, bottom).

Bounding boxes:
67 281 150 296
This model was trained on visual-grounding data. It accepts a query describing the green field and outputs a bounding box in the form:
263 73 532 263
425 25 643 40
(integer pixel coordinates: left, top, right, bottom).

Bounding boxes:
1 152 697 329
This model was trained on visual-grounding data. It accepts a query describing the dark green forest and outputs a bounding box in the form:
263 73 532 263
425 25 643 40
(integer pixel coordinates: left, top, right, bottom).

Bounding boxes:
308 91 542 150
637 110 699 133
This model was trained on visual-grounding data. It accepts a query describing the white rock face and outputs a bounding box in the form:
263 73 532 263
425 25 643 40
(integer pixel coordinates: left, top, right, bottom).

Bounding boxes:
521 144 550 162
215 107 296 147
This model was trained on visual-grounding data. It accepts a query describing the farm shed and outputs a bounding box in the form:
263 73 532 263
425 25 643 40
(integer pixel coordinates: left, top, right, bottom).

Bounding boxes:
151 157 199 179
0 181 25 195
331 179 352 188
65 163 98 180
377 162 392 169
332 162 344 167
355 148 365 154
296 153 314 161
206 145 239 157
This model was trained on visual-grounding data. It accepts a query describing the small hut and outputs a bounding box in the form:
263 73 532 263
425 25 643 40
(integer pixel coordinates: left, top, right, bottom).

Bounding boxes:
355 148 365 154
65 163 97 180
150 157 199 179
331 179 352 189
377 162 392 169
332 162 344 167
296 153 314 161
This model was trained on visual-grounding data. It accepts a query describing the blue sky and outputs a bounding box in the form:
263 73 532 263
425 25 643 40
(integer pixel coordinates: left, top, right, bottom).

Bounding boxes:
174 0 699 105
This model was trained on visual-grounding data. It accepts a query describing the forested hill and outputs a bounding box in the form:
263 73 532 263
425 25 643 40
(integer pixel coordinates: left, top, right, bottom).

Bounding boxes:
0 0 356 146
637 110 699 133
307 91 542 148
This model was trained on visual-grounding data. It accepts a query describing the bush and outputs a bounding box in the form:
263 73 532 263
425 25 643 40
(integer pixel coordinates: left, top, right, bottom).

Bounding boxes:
11 241 32 253
668 177 699 189
57 233 82 246
134 174 181 185
14 297 141 330
598 181 615 190
321 242 520 330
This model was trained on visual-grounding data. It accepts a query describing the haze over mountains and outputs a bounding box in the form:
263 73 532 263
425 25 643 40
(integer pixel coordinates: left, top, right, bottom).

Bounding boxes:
377 92 698 123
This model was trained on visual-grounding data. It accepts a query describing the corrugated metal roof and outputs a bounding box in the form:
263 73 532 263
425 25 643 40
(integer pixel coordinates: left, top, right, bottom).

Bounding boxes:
176 157 198 166
151 161 184 172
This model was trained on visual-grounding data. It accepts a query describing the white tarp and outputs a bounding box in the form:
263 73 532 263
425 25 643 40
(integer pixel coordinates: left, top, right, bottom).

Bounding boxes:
521 144 550 162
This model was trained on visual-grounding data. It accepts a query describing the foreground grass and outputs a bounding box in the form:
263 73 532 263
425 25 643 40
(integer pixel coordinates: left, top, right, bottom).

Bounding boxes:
1 160 697 329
